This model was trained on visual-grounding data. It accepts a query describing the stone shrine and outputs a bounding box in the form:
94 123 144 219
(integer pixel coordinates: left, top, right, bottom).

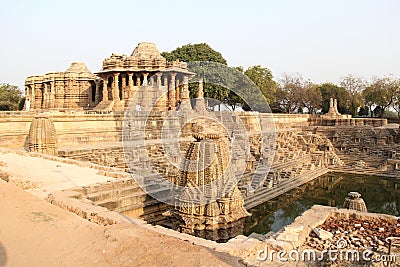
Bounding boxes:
165 133 250 241
321 98 351 119
24 42 195 111
25 62 98 110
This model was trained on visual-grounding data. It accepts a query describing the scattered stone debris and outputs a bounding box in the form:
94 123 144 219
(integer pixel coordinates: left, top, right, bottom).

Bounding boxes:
305 216 400 253
10 179 38 190
313 227 333 240
0 170 9 182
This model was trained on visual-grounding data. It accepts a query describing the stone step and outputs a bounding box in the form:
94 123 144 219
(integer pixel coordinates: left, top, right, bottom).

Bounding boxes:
244 168 329 209
86 185 144 202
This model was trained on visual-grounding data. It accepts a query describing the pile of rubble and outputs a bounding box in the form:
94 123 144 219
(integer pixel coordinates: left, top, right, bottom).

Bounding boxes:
304 216 400 253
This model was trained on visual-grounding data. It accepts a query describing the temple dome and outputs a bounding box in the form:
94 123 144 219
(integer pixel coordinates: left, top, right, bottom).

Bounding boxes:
65 62 92 74
130 42 165 60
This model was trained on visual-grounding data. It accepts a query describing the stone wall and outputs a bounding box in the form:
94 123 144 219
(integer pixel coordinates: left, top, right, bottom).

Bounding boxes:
0 111 307 149
0 112 35 148
310 117 387 127
309 126 400 175
0 111 123 148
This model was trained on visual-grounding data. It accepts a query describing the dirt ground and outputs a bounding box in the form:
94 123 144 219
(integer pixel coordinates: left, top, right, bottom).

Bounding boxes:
0 180 243 267
0 153 113 198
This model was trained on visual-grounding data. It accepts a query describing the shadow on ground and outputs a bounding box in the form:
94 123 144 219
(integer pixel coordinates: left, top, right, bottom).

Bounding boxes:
0 241 6 266
204 247 244 267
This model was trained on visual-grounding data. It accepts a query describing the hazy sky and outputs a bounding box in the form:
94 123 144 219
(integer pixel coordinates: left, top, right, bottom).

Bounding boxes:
1 0 399 90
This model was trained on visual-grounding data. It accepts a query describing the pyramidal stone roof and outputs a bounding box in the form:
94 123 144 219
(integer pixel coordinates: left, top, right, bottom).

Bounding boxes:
65 62 92 74
130 42 165 60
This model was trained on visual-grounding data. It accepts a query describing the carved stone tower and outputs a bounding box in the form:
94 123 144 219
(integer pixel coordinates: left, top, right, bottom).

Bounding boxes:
27 115 58 156
165 133 250 241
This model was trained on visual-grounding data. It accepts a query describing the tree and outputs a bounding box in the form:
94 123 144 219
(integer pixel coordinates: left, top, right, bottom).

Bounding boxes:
0 83 23 111
224 65 278 112
390 78 400 121
161 43 227 65
317 83 351 114
301 82 322 114
162 44 274 113
161 43 229 107
244 65 278 104
274 73 302 113
358 106 369 117
275 73 320 114
339 75 365 116
362 76 398 117
223 66 245 111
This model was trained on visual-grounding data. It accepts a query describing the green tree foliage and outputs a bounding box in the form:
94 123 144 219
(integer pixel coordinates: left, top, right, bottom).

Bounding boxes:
302 83 322 114
244 65 278 104
358 106 369 117
162 44 274 112
161 43 227 65
161 43 229 107
224 65 278 112
0 83 23 111
224 66 245 111
317 83 351 114
231 66 272 112
362 76 399 117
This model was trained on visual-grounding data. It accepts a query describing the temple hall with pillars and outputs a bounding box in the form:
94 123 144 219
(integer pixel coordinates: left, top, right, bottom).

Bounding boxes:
24 42 195 111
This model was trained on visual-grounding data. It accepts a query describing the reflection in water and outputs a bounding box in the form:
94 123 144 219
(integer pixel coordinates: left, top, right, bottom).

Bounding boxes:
244 173 400 235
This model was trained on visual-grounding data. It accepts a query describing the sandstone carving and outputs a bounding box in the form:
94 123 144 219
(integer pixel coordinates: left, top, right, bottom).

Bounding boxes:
28 115 58 155
24 42 195 111
165 133 250 241
342 191 367 212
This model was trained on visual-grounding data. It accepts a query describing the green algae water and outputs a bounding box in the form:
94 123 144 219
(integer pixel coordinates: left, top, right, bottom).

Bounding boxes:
244 173 400 235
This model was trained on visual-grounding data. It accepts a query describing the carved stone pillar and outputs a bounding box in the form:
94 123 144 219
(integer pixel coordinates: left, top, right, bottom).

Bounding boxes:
121 74 126 88
156 73 162 87
102 76 108 101
43 83 48 109
169 73 176 106
143 72 148 86
49 81 55 108
95 80 101 103
113 73 120 101
121 74 127 100
25 86 29 102
182 75 190 101
136 74 141 87
86 82 92 105
128 73 134 98
175 78 180 101
31 84 35 109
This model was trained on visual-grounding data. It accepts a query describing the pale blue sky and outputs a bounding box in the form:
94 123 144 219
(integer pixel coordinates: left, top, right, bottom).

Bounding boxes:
1 0 399 90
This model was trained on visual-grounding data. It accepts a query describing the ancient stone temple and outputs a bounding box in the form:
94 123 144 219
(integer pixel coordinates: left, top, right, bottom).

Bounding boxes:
25 62 98 110
96 42 194 110
24 42 195 111
165 133 250 242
